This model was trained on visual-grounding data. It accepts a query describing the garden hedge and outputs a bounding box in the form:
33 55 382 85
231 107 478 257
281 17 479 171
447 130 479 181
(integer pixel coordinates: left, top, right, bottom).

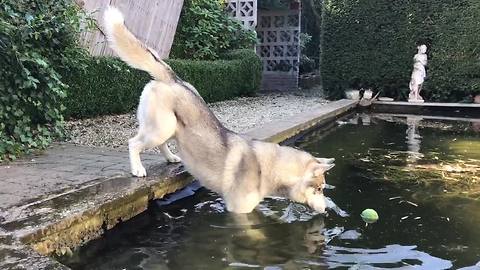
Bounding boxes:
64 49 262 118
321 0 480 102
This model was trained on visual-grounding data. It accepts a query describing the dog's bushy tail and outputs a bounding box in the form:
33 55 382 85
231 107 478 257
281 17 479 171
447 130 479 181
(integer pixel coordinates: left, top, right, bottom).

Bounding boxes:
103 6 174 82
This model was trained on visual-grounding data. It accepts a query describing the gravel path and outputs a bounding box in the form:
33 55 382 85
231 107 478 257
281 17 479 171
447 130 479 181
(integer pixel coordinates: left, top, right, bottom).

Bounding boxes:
64 90 329 152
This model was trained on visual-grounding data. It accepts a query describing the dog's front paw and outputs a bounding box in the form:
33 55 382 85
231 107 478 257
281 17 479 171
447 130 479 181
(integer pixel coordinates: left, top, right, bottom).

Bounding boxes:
166 154 182 163
131 165 147 177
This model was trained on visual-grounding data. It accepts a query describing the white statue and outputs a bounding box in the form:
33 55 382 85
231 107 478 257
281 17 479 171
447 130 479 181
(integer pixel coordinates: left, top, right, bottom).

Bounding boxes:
408 45 428 102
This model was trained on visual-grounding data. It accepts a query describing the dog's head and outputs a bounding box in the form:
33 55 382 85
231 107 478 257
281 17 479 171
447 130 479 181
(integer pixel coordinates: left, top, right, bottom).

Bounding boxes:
275 147 335 213
300 158 334 213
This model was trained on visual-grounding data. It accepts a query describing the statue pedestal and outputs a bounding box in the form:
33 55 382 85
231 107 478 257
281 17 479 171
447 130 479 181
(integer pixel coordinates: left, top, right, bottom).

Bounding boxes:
408 98 425 103
474 94 480 104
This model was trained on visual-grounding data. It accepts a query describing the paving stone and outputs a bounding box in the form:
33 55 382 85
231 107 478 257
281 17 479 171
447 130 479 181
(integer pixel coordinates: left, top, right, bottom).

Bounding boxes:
0 143 161 210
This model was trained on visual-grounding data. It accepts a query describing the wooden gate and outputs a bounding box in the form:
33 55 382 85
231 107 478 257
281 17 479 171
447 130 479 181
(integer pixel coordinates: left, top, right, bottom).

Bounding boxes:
76 0 184 58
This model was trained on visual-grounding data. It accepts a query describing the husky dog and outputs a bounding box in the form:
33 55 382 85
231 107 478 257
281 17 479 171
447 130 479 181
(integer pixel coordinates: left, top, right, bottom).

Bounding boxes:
103 7 335 214
408 45 428 102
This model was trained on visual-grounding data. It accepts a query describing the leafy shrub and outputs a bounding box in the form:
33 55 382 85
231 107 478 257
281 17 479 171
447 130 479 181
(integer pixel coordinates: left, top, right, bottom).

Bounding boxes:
0 0 87 161
321 0 480 101
300 0 322 74
170 0 257 60
64 49 262 118
299 33 316 73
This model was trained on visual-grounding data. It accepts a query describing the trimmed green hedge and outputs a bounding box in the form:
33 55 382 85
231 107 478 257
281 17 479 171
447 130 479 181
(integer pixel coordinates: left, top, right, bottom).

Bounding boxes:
321 0 480 102
63 58 149 119
64 49 262 118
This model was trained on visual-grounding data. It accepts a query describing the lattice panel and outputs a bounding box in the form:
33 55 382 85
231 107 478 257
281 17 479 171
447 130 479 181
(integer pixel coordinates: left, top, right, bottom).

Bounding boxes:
226 2 302 90
226 0 257 28
256 10 301 74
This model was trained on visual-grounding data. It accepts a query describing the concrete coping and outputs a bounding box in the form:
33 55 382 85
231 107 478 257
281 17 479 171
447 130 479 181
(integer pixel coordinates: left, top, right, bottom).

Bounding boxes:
371 100 480 118
373 101 480 108
372 113 480 123
245 99 358 143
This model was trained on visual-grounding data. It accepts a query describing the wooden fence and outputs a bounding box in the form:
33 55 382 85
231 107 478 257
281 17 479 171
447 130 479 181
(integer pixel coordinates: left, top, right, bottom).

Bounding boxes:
76 0 184 58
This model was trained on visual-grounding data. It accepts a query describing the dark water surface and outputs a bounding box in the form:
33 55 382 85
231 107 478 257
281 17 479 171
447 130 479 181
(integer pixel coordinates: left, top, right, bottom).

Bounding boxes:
61 114 480 269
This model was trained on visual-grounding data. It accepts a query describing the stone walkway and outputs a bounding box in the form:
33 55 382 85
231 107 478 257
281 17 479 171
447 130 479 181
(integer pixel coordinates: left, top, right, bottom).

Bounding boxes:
0 144 163 210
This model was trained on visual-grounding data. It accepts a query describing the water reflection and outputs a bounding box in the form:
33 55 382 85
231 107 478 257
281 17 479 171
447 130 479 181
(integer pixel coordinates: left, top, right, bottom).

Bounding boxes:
405 116 424 163
198 197 455 270
224 214 328 267
324 244 453 269
346 113 372 126
473 121 480 133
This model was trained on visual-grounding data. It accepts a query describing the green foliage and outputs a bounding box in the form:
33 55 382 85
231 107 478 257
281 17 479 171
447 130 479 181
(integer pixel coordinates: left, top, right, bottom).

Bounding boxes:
321 0 480 101
422 0 480 102
64 49 262 118
258 0 291 10
300 0 322 74
299 33 316 73
169 49 262 100
0 0 87 161
170 0 257 60
62 58 150 119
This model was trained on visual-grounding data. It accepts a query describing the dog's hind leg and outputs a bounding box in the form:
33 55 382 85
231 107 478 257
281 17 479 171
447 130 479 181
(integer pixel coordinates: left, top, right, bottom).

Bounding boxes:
129 111 178 177
160 142 181 163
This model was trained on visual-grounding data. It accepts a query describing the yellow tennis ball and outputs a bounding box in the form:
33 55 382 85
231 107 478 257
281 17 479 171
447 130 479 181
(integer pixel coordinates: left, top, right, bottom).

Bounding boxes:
361 209 379 223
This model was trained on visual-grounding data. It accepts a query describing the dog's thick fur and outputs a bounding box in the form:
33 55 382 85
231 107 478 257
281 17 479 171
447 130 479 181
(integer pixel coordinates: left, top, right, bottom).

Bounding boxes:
409 45 428 101
103 7 334 214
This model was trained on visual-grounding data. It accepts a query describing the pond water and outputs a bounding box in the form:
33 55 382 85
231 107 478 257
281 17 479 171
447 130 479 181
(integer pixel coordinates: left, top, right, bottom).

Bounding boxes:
60 113 480 270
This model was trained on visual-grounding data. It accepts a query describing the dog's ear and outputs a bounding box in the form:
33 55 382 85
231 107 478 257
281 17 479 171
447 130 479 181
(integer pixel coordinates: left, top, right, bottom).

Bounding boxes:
316 157 335 164
317 163 335 175
308 163 335 177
